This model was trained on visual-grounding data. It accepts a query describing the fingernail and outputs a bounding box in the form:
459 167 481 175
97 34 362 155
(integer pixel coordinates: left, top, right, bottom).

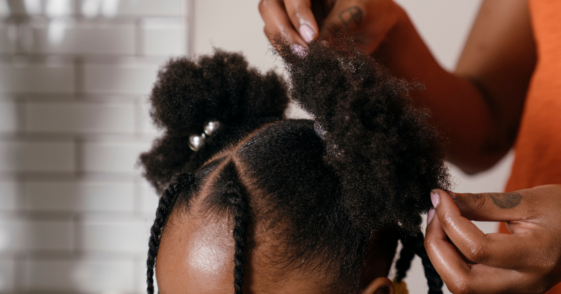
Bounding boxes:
291 44 307 57
431 190 440 208
427 208 435 225
299 24 315 43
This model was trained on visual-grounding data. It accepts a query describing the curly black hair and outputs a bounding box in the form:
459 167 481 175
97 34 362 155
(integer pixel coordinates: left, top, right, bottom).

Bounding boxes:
140 39 449 294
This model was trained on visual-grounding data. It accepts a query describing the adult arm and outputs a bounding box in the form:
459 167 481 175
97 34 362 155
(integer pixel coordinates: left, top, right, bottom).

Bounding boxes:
425 187 561 294
259 0 536 174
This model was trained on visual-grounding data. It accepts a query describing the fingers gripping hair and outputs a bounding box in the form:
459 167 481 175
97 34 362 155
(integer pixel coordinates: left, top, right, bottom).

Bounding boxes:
146 173 194 294
277 37 450 234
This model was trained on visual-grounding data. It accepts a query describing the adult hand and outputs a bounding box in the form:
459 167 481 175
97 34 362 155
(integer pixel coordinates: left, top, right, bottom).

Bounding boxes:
258 0 404 55
425 185 561 294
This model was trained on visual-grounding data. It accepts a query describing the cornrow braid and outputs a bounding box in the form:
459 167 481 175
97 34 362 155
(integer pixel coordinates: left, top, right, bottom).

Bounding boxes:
395 233 443 294
394 237 415 284
221 162 250 294
146 173 194 294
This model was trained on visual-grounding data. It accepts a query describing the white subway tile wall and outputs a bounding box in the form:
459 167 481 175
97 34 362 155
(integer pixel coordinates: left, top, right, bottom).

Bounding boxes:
0 0 188 292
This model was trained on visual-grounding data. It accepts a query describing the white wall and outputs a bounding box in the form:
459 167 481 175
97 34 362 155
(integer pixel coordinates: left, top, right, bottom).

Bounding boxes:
0 0 186 293
193 1 512 294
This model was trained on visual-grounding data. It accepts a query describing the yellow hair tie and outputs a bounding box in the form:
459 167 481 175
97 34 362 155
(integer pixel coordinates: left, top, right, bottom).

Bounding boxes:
393 279 409 294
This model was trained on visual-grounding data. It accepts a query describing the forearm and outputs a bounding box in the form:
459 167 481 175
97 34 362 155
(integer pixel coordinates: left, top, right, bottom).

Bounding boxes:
372 9 511 174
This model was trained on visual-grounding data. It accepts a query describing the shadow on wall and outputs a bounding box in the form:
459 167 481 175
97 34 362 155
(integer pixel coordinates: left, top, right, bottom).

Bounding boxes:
0 0 187 292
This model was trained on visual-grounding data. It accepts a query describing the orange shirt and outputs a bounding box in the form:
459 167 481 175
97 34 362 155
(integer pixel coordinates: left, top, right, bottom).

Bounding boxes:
499 1 561 293
505 0 561 192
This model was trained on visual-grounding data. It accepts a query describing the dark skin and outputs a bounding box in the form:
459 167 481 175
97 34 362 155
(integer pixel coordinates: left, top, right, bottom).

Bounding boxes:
157 192 397 294
426 186 561 294
260 0 561 292
259 0 535 174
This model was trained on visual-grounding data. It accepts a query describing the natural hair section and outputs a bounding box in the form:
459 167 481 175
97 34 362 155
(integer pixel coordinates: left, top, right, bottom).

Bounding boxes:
142 36 449 294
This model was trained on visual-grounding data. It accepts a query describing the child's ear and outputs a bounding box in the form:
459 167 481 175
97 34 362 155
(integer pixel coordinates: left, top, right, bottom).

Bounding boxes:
361 277 395 294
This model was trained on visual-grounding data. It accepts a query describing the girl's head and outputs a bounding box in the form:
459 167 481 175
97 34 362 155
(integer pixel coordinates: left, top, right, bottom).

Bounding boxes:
140 40 449 294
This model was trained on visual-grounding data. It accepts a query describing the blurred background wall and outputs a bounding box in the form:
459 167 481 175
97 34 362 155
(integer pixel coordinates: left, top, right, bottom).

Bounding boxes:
0 0 513 293
0 0 187 292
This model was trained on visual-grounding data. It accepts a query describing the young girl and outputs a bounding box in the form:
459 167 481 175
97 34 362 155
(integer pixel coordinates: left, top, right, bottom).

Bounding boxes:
140 39 449 294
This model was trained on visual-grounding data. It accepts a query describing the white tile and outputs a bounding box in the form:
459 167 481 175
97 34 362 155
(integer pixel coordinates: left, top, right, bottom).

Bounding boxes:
82 141 149 173
0 62 75 94
83 61 159 94
0 140 75 173
115 0 185 17
26 180 135 212
0 102 19 133
25 102 135 134
44 0 74 17
3 0 28 15
139 182 159 213
138 97 160 135
22 258 135 292
0 181 22 211
2 0 74 16
0 259 15 292
0 24 17 54
0 1 10 16
141 18 186 56
135 257 157 293
0 218 73 252
78 216 150 253
31 20 136 55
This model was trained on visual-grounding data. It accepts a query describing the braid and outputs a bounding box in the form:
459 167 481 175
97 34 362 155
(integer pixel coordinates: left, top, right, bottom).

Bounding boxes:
395 233 443 294
394 236 416 283
413 234 443 294
146 173 193 294
222 162 250 294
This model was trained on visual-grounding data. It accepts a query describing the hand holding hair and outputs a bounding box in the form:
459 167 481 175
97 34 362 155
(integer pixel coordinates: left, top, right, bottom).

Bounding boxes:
259 0 403 55
425 185 561 294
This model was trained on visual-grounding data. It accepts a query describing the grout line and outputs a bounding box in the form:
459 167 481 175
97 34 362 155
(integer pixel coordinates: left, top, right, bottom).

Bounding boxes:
134 97 142 136
133 177 143 215
14 254 25 292
74 136 83 177
135 17 143 56
16 97 26 135
74 56 84 97
72 212 79 257
187 0 195 58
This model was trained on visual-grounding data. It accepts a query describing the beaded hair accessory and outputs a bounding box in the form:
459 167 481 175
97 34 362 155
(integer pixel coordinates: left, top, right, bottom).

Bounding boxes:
188 120 220 151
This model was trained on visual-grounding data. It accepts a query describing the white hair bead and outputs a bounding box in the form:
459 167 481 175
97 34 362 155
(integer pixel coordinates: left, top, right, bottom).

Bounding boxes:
204 120 220 136
189 134 205 151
